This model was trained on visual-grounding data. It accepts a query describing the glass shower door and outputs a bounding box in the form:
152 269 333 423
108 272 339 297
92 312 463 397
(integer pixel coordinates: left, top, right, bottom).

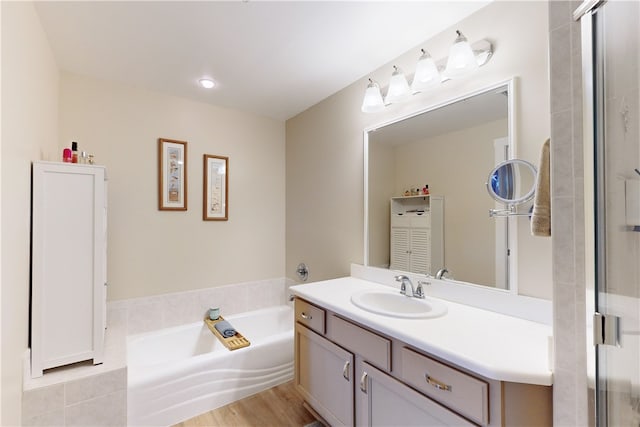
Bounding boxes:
581 0 640 425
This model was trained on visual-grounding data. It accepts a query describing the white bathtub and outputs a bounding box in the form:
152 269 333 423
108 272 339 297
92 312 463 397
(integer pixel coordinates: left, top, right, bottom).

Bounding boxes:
127 305 294 426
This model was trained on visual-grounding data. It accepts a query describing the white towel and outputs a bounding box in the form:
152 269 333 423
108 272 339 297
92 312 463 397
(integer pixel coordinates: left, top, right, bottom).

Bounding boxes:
531 139 551 236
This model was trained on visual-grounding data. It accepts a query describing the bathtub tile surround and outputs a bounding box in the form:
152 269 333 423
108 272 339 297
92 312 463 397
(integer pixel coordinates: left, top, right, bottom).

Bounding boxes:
21 277 287 425
22 368 127 427
109 277 288 335
22 383 64 422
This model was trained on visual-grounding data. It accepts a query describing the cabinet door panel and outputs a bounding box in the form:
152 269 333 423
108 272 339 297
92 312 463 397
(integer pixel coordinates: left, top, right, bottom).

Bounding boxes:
295 324 354 426
409 228 431 274
31 162 106 376
357 361 474 427
390 228 410 271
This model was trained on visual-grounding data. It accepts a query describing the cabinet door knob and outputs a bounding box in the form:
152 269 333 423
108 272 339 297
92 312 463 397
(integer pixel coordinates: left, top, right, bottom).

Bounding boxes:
300 312 312 320
425 374 452 392
360 371 368 393
342 361 350 381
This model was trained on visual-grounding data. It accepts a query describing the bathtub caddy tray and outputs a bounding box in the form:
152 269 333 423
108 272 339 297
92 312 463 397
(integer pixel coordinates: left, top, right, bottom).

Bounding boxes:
204 315 251 351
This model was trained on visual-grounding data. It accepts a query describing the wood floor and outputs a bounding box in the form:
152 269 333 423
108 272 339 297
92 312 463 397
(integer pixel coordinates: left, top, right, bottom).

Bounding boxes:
173 381 317 427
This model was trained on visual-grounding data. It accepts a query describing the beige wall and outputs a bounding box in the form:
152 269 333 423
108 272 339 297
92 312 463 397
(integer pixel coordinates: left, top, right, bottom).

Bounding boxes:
286 1 552 298
59 73 286 300
1 2 60 424
367 142 394 268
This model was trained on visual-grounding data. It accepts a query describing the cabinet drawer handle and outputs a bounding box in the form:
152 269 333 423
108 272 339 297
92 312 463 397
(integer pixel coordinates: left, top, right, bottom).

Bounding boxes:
360 371 368 393
300 312 312 320
343 361 350 381
425 374 452 392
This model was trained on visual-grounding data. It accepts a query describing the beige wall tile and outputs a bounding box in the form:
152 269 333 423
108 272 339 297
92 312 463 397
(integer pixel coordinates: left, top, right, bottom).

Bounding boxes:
65 390 126 427
22 385 64 419
22 409 65 427
64 368 126 406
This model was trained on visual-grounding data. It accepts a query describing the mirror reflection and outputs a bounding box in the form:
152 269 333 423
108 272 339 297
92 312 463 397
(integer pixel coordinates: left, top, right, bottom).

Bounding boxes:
487 159 537 205
366 82 515 289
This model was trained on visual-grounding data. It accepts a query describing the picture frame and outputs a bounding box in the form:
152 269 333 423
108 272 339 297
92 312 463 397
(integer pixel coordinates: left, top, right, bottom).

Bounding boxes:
203 154 229 221
158 138 188 211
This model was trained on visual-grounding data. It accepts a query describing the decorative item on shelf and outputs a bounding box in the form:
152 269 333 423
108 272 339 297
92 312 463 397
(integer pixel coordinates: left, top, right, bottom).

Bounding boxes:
422 185 430 195
62 148 72 163
361 30 493 113
403 189 411 197
71 141 79 163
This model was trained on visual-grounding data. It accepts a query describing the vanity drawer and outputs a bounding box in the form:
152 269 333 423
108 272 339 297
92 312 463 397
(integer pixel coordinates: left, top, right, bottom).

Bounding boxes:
391 213 430 228
295 299 325 334
400 347 489 425
329 315 391 371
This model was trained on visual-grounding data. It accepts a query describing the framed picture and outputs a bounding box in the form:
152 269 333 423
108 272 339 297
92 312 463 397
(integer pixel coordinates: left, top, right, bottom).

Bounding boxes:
203 154 228 221
158 138 187 211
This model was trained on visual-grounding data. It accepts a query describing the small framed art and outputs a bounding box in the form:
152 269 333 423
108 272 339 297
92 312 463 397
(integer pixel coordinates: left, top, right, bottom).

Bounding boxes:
203 154 228 221
158 138 187 211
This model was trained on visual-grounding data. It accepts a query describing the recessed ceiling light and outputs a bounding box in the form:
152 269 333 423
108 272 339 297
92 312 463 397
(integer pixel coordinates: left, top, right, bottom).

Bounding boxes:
199 78 215 89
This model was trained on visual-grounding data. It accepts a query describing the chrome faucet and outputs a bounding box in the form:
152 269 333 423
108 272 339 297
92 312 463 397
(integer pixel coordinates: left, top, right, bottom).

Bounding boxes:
395 275 425 299
435 268 449 280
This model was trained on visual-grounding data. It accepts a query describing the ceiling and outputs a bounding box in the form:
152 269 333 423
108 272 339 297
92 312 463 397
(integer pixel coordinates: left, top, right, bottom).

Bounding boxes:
34 1 491 121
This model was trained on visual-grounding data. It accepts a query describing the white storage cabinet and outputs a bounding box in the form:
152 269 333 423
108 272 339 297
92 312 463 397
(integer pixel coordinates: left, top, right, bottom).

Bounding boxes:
31 161 107 377
390 195 444 275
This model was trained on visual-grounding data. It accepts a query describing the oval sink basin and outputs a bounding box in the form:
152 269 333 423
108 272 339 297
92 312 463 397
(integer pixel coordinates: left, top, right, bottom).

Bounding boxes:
350 289 447 319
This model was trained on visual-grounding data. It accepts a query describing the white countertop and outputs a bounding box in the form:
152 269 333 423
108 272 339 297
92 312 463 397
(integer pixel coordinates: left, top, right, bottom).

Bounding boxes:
290 276 553 386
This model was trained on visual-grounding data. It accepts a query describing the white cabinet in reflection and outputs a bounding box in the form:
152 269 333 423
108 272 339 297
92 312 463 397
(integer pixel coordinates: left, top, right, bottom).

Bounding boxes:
30 161 107 377
389 195 443 275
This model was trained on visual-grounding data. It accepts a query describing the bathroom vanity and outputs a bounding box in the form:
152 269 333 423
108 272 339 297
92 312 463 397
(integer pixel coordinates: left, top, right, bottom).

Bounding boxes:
291 277 552 426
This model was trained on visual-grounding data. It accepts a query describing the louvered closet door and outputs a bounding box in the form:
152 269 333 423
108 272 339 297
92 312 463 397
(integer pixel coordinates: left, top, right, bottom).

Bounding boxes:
390 228 410 271
410 228 431 275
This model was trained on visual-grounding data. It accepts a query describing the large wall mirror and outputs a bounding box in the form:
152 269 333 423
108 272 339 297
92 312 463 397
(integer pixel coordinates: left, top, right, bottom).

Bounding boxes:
365 80 522 290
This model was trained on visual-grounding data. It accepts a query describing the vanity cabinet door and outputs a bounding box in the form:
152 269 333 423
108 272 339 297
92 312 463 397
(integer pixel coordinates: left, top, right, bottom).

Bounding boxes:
295 324 354 426
356 361 474 427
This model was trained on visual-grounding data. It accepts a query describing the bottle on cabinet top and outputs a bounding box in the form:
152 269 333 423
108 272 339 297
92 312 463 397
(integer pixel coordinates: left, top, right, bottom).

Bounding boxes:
71 141 79 164
62 148 72 163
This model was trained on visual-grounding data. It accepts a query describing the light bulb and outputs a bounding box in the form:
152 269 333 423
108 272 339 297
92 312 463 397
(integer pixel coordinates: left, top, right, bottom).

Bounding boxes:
384 66 411 104
361 79 385 113
199 78 216 89
444 30 479 78
411 49 441 93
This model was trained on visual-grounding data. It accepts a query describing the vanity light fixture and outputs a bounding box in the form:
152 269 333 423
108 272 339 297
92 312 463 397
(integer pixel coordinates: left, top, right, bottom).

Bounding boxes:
444 30 479 78
199 78 216 89
384 66 411 105
361 30 493 113
410 49 441 93
361 79 385 113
